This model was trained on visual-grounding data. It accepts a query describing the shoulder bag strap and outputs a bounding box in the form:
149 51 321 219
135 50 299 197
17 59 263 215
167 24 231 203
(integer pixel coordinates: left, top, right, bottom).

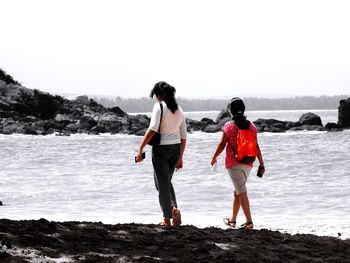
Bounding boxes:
158 103 163 132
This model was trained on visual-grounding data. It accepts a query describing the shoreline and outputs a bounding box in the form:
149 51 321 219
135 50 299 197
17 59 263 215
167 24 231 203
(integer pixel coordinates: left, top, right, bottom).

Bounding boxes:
0 219 349 262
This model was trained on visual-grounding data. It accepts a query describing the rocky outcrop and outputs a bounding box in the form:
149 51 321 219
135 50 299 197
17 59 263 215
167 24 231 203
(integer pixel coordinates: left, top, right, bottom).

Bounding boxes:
338 98 350 128
0 80 150 135
0 80 335 135
324 97 350 132
187 111 326 133
1 70 348 135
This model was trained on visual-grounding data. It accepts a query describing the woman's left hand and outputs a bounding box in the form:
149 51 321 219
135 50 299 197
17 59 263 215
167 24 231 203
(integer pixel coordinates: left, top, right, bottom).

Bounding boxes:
211 157 217 167
176 158 183 169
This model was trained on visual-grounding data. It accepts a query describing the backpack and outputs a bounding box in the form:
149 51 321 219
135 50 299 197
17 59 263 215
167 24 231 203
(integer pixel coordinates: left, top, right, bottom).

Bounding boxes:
228 122 257 164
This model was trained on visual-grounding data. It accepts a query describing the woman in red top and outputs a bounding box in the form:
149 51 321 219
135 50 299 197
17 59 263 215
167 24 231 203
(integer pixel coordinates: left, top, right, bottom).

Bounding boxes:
211 97 265 229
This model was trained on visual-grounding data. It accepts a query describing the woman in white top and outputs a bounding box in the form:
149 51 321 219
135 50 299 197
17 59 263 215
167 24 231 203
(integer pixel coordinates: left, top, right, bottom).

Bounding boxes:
136 81 187 227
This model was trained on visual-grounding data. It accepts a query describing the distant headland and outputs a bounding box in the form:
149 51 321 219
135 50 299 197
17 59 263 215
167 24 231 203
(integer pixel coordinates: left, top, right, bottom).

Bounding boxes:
1 68 349 136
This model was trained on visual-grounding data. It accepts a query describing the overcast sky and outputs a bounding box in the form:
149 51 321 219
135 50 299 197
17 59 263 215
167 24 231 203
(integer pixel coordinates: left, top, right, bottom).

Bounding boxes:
0 0 349 99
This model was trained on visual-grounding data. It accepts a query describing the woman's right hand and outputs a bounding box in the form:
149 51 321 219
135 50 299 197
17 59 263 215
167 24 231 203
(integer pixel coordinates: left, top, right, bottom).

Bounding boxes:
176 158 183 169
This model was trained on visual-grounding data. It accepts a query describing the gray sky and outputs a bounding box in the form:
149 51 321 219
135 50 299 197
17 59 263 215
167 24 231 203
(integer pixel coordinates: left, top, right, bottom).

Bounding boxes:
1 0 349 98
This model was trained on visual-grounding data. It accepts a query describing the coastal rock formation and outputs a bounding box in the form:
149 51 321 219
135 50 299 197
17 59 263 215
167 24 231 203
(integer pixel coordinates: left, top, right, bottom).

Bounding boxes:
0 79 330 135
0 78 150 136
0 219 349 263
338 98 350 128
1 69 349 135
188 111 326 133
324 98 350 132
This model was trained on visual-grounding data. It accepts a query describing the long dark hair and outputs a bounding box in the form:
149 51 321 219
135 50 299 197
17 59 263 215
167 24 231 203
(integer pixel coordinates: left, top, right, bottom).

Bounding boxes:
150 81 178 113
227 97 250 129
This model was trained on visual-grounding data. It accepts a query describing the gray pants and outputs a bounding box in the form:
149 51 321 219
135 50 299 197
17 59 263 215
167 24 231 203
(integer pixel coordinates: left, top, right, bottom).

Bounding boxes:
152 144 181 219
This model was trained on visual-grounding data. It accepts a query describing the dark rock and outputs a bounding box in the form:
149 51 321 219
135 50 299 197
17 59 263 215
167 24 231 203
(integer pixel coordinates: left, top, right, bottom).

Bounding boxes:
0 68 20 85
54 114 71 123
203 124 221 133
253 119 289 133
109 106 127 116
65 123 80 133
299 124 325 131
288 126 304 131
88 98 99 107
325 122 344 132
24 127 38 135
33 90 62 119
98 113 128 133
186 119 205 132
215 109 230 122
217 117 231 128
0 84 62 120
0 201 3 206
299 112 323 126
45 120 66 131
285 121 299 129
88 99 106 113
75 95 89 105
0 100 11 111
2 123 26 134
253 113 324 133
90 125 107 134
33 120 49 128
133 115 148 126
45 128 59 134
134 128 147 136
338 98 350 128
79 115 97 129
72 109 83 119
1 239 11 249
214 109 232 128
200 118 215 125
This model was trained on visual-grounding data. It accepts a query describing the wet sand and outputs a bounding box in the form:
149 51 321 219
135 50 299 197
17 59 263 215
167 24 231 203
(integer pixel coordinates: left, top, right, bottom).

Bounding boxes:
0 218 349 262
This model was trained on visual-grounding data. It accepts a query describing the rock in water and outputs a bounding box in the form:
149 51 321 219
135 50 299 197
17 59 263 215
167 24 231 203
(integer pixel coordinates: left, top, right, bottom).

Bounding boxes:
338 98 350 128
215 109 231 123
299 112 323 126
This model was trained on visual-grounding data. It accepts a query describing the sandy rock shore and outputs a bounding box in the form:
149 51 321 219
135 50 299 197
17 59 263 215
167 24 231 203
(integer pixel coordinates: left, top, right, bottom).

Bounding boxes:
0 219 349 262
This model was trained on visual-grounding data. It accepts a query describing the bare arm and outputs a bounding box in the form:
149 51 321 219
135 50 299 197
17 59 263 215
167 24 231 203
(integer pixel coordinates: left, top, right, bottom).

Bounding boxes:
211 132 228 166
256 144 264 166
135 129 156 162
256 143 265 175
176 138 187 169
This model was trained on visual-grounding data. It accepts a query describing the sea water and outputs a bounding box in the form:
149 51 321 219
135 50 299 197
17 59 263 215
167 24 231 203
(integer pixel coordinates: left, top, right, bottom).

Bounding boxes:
0 110 349 238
